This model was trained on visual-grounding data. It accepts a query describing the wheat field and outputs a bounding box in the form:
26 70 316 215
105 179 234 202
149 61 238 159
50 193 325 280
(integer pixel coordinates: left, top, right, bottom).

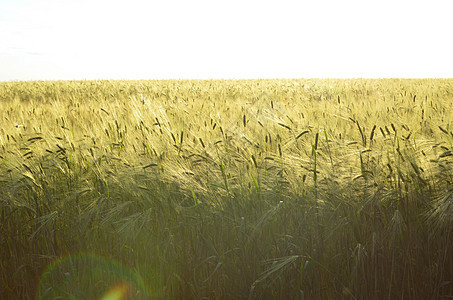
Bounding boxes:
0 79 452 299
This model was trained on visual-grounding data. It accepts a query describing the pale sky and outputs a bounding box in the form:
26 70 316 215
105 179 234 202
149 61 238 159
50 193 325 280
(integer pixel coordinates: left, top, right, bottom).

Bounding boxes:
0 0 452 81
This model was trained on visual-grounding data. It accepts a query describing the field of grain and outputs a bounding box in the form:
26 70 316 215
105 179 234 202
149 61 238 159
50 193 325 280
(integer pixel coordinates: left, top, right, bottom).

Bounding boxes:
0 79 452 299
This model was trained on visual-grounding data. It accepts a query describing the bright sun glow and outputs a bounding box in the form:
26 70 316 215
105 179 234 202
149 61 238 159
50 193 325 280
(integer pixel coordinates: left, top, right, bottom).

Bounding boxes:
1 0 452 81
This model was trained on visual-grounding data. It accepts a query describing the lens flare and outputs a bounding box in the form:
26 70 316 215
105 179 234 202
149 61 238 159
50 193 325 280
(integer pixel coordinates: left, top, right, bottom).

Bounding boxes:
38 253 148 299
100 282 130 300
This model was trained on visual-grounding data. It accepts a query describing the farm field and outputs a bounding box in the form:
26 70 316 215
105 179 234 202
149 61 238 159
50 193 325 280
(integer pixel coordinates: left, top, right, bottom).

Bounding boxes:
0 79 452 299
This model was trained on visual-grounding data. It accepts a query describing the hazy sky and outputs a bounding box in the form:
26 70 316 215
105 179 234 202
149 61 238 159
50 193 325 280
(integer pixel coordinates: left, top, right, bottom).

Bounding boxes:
1 0 452 81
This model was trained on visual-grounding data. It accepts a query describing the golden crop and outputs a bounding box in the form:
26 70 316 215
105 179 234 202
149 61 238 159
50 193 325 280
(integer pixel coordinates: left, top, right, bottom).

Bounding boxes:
1 79 452 299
